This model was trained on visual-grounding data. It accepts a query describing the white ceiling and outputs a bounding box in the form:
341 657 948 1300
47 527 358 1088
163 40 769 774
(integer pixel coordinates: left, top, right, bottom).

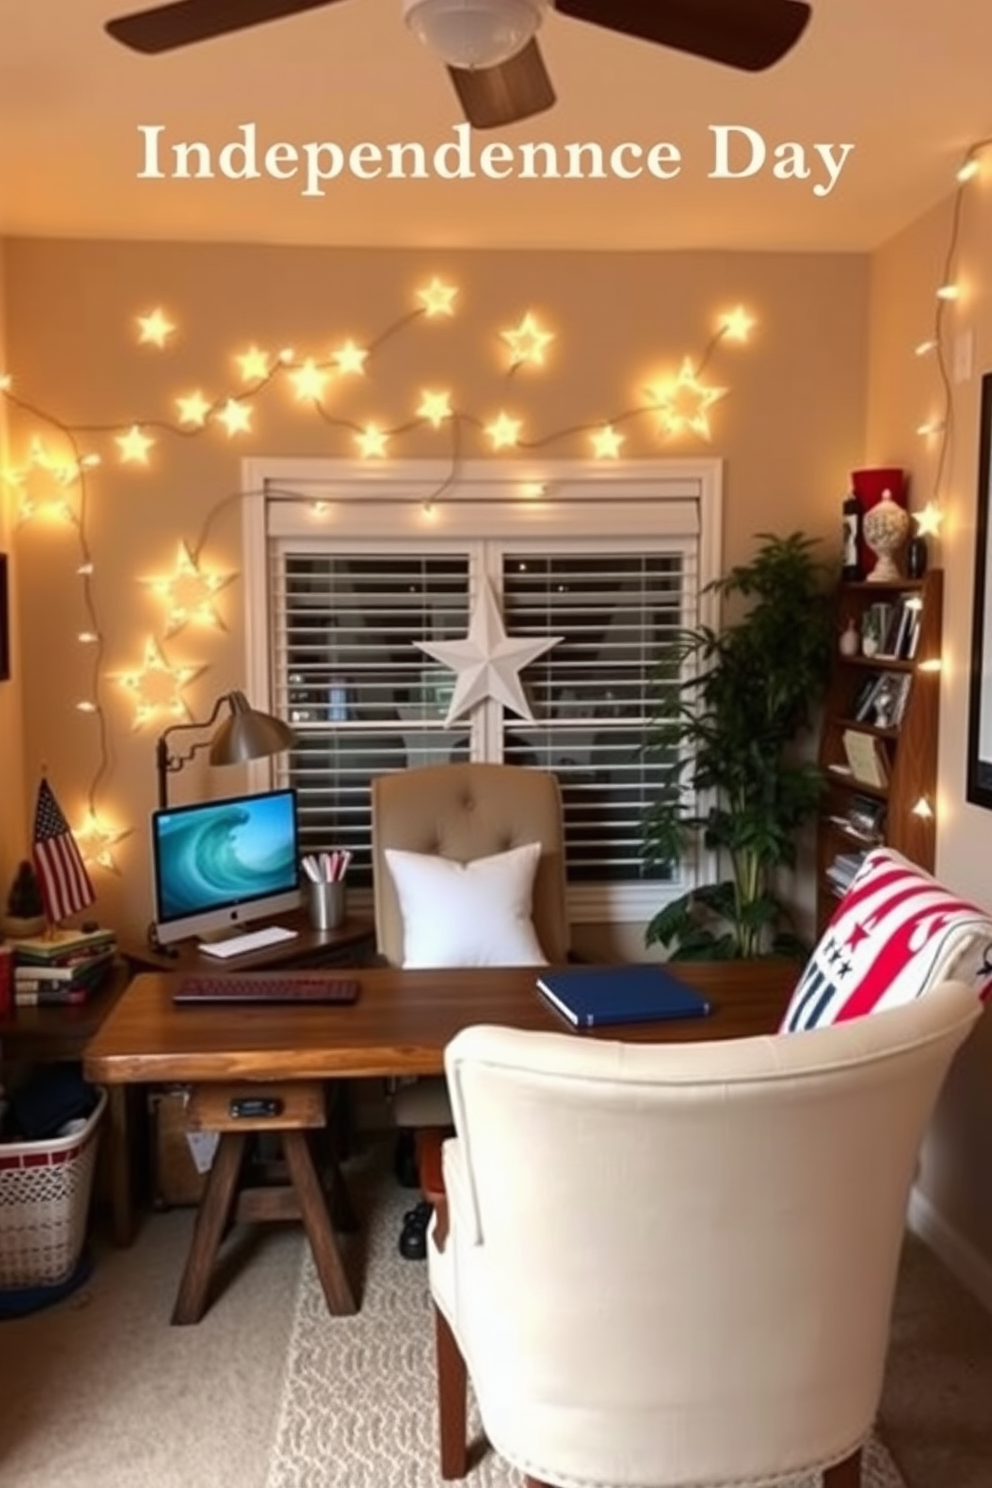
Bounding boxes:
1 0 991 253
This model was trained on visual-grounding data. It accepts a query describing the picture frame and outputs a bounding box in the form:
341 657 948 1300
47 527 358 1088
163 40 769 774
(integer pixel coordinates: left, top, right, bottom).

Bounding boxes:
0 553 9 682
966 371 992 808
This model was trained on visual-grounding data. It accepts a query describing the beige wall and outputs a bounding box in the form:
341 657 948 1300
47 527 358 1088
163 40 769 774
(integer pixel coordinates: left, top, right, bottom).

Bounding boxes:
1 236 868 948
0 239 28 894
867 180 992 1269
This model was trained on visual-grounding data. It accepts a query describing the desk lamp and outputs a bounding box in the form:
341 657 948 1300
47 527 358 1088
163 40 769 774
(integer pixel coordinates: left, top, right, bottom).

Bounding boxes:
154 690 295 809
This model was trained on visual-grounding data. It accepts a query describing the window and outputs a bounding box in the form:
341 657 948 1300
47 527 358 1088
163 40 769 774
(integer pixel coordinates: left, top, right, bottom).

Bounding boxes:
244 459 720 920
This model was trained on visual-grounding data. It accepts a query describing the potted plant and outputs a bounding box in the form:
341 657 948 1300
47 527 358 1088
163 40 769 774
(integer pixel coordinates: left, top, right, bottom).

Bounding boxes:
642 531 836 960
2 859 48 939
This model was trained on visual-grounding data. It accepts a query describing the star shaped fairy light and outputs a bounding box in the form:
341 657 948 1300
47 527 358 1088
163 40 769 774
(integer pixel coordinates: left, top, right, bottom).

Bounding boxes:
74 811 134 875
176 391 212 427
501 312 555 368
116 425 155 463
646 358 727 441
417 389 453 428
417 277 458 317
215 398 253 437
718 306 756 343
914 502 944 538
136 308 176 348
413 577 562 727
289 359 330 402
332 340 368 376
116 637 205 729
143 541 235 636
485 412 523 450
591 425 625 459
236 346 271 383
355 423 389 458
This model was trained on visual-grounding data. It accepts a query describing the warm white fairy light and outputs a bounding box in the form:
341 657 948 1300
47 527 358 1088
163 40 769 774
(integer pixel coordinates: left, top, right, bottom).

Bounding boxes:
236 346 271 382
116 425 155 463
936 283 959 301
646 359 727 441
914 339 938 356
332 340 368 376
176 391 212 427
289 359 331 401
143 541 235 635
417 277 458 317
136 308 176 348
718 306 755 342
116 637 205 728
215 398 253 437
77 631 99 644
356 423 389 458
501 312 555 368
485 412 523 449
957 160 980 183
74 810 134 874
591 425 625 458
417 389 453 428
916 419 946 437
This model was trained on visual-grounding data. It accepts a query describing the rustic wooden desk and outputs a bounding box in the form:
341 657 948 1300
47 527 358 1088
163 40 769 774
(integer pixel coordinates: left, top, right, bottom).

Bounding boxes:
83 959 798 1324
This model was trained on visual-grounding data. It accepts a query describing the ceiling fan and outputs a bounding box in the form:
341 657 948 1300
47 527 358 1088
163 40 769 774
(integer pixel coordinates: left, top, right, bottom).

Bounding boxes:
104 0 813 130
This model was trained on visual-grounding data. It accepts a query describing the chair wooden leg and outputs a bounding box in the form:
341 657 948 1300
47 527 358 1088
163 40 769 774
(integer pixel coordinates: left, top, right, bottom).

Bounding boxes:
434 1303 468 1480
823 1446 863 1487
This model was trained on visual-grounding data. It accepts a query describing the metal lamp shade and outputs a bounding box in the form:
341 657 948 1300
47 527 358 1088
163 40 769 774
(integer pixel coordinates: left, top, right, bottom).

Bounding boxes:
208 691 295 766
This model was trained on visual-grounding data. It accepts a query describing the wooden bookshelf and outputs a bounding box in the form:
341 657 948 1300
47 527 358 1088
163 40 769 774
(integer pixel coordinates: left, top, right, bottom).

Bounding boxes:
815 570 943 933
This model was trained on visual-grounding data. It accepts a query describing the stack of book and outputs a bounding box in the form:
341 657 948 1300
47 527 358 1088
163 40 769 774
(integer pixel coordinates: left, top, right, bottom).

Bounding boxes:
10 927 117 1007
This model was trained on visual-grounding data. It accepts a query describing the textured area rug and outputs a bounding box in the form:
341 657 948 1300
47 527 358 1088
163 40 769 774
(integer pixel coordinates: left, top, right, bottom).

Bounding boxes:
265 1173 907 1488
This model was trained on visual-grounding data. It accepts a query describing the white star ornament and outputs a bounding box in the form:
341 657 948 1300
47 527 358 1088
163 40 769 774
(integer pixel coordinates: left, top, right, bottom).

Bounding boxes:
413 578 562 727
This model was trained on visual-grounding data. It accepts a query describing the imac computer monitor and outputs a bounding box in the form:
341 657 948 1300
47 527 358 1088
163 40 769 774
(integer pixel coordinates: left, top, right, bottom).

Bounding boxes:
151 788 302 945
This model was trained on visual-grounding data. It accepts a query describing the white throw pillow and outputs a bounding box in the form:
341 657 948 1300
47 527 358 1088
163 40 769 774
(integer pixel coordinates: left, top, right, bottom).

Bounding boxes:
384 842 548 969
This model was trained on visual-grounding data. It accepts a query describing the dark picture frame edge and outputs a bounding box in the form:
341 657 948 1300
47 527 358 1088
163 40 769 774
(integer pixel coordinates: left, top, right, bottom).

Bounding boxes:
0 552 9 683
965 371 992 808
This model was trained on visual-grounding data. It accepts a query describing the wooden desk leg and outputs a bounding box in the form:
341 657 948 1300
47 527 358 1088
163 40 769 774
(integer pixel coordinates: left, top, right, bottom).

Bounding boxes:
171 1131 247 1326
105 1085 134 1248
282 1129 357 1316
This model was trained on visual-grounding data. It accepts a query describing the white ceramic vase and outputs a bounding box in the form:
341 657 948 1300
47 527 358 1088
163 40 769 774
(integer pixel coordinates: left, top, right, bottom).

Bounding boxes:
863 490 910 582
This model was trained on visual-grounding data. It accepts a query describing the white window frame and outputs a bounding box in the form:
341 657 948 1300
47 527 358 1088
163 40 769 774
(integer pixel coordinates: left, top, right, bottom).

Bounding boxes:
241 457 723 922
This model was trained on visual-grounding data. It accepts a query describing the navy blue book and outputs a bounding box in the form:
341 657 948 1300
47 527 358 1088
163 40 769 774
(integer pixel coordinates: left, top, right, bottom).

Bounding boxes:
536 964 713 1029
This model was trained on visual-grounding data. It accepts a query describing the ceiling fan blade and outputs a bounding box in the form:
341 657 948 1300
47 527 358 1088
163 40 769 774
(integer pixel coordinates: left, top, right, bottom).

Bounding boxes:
448 39 556 130
105 0 349 54
554 0 812 72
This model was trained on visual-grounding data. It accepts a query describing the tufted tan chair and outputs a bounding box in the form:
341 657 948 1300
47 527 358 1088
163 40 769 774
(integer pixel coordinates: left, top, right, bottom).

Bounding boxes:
429 981 982 1487
372 762 570 1134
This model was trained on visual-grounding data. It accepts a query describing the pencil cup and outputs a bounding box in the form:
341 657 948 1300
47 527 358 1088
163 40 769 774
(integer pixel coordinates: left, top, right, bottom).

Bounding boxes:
307 879 346 931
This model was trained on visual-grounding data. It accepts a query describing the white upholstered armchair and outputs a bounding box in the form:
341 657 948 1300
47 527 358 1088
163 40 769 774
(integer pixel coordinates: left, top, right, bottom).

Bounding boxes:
428 981 981 1488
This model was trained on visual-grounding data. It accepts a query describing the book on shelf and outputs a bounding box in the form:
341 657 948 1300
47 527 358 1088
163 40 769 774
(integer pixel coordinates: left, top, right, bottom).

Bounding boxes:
7 926 116 963
12 947 115 997
826 849 867 892
536 963 713 1029
841 728 889 789
14 985 91 1007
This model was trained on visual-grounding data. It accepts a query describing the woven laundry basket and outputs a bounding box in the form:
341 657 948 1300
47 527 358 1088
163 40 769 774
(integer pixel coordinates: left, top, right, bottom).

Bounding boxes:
0 1087 107 1289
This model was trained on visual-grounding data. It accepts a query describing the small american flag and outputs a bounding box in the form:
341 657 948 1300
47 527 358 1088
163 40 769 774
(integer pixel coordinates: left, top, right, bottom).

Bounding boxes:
32 777 95 924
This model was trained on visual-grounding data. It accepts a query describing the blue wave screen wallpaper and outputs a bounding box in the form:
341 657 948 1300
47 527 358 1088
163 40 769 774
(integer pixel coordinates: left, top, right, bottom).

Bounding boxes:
154 790 299 920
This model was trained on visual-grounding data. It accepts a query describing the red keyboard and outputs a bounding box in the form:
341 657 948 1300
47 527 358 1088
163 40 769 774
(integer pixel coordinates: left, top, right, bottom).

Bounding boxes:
173 973 360 1006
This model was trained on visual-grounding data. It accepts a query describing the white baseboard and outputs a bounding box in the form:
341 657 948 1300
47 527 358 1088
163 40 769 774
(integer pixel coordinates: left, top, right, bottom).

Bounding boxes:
908 1185 992 1315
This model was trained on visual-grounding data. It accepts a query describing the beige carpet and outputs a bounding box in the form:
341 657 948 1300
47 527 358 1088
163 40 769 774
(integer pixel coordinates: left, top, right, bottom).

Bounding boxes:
0 1148 988 1488
264 1177 906 1488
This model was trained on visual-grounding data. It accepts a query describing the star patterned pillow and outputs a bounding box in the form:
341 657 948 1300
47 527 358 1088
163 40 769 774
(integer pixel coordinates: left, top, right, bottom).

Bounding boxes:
779 846 992 1033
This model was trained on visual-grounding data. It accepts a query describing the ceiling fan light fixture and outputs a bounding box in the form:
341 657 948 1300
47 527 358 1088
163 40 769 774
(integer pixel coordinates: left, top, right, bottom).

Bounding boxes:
403 0 545 70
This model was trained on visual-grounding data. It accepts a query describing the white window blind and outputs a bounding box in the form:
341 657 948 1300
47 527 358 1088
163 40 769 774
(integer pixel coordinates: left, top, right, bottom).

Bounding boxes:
247 458 720 919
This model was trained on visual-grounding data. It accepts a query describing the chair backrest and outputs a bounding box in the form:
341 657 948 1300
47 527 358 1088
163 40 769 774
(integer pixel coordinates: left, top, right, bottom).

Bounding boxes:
371 762 569 967
438 981 981 1488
